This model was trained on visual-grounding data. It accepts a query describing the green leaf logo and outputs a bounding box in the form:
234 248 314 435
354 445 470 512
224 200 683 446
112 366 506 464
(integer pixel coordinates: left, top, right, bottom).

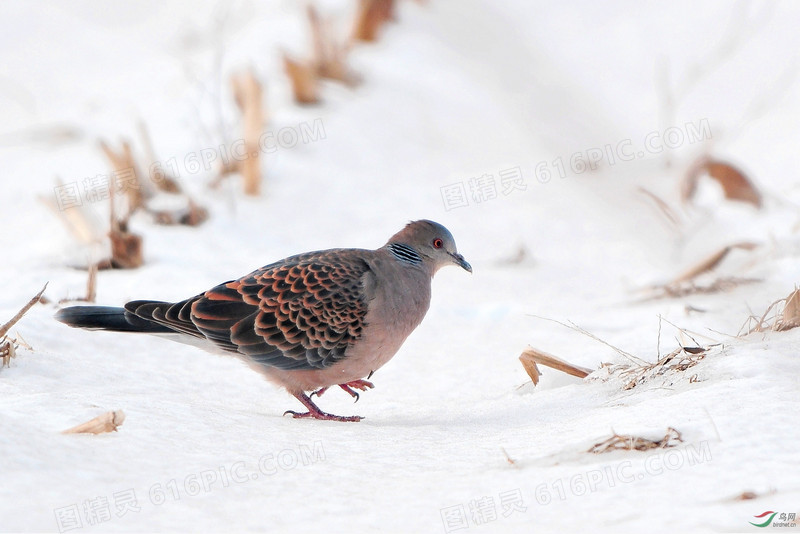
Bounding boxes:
749 511 777 528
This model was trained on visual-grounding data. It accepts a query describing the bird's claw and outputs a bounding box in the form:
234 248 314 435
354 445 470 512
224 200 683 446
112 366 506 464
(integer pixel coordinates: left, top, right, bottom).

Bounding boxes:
309 386 328 398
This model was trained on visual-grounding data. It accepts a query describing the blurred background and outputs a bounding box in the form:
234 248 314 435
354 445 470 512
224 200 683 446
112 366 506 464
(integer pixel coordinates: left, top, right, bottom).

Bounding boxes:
2 1 798 278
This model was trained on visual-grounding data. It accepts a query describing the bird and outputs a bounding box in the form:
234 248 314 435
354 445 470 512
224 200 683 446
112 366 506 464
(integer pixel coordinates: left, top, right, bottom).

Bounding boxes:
56 220 471 422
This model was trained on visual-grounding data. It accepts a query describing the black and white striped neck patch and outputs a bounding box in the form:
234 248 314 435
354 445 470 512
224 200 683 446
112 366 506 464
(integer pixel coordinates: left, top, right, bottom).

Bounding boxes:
388 243 423 265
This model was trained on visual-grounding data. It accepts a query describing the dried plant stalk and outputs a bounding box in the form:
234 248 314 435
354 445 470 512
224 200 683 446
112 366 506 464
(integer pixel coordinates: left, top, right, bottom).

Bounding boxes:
106 166 144 269
284 53 320 105
137 121 182 193
518 352 541 384
58 262 102 304
644 277 760 301
588 427 683 453
777 288 800 331
620 346 708 390
85 261 97 302
352 0 395 42
745 288 800 333
63 410 126 434
0 284 47 339
99 139 146 218
519 348 592 383
308 6 360 86
231 71 265 195
637 187 681 229
1 340 16 367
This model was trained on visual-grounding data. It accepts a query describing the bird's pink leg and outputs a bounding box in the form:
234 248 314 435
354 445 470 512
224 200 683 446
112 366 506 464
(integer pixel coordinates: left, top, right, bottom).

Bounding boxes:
284 392 363 422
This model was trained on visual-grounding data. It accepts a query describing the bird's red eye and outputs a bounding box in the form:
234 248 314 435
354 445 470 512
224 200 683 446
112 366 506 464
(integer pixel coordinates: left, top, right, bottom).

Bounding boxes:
433 238 444 249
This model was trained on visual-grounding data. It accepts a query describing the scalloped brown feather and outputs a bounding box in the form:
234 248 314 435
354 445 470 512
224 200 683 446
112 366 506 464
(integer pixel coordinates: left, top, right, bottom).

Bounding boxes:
125 249 373 371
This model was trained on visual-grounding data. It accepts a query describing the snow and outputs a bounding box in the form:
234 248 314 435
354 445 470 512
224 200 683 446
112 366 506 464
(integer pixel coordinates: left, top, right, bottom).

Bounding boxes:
1 1 799 533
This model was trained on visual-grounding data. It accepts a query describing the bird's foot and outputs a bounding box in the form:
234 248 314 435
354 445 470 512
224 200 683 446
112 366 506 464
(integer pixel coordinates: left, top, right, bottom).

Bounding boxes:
338 379 375 403
284 392 363 422
283 410 363 422
343 379 375 391
310 379 375 402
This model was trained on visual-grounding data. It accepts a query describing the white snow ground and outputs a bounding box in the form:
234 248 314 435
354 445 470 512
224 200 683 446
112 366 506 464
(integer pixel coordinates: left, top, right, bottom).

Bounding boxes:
1 1 799 533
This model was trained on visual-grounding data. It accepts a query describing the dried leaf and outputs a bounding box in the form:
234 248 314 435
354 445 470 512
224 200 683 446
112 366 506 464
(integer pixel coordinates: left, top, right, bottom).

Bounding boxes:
706 160 762 207
63 410 126 434
777 288 800 331
683 156 762 208
682 346 706 354
673 242 758 283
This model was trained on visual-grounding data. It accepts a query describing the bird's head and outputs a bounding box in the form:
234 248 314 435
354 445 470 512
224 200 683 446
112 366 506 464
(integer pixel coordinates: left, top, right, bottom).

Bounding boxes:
386 220 472 275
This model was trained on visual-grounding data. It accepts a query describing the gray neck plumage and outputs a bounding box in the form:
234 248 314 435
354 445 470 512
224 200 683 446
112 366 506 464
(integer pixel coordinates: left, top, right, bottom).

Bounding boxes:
388 243 423 266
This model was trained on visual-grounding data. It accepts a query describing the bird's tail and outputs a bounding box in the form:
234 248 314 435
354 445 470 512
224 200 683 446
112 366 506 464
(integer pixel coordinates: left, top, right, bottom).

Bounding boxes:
55 306 173 333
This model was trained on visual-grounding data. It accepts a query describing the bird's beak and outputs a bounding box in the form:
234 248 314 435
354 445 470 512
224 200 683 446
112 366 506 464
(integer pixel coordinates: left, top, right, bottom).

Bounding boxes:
449 252 472 273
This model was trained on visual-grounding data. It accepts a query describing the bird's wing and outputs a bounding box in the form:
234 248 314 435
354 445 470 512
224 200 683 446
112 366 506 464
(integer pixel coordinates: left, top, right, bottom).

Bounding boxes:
126 250 375 370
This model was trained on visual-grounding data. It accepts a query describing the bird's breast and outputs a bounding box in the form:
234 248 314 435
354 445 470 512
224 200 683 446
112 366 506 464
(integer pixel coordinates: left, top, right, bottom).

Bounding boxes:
338 266 432 378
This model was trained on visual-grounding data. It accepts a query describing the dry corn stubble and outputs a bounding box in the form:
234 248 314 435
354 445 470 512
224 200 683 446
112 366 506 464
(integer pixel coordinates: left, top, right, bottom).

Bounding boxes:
308 5 360 87
526 316 713 393
519 348 592 385
743 287 800 334
619 345 711 391
352 0 395 42
283 53 320 105
588 427 683 453
63 410 126 435
1 284 47 368
231 71 265 196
